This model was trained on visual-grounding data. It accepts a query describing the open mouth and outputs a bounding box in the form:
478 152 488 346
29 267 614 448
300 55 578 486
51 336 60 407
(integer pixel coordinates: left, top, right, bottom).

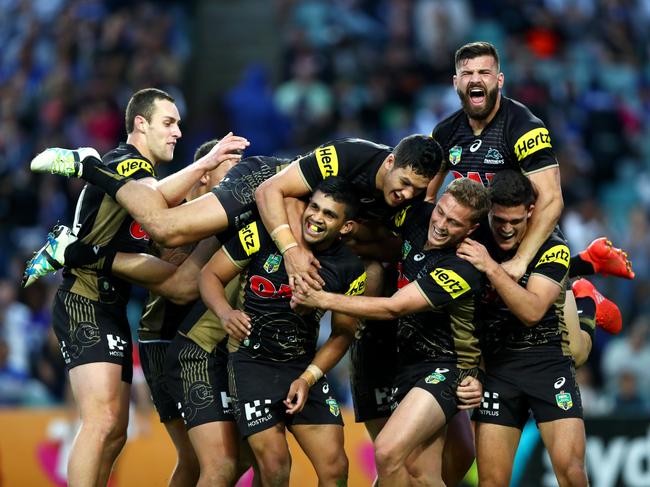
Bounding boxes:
305 220 325 237
468 86 485 105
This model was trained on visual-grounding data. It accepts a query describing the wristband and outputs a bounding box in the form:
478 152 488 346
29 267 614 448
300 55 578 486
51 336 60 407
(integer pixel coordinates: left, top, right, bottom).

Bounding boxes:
280 242 298 255
270 224 291 239
300 364 324 387
271 225 298 254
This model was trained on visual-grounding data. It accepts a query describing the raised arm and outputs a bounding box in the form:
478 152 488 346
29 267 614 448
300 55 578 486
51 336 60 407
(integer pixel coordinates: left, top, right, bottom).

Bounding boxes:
502 167 563 280
153 133 249 207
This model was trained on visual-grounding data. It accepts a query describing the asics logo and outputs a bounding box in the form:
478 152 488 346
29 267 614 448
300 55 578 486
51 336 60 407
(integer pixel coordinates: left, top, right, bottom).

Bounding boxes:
470 140 482 152
554 377 566 389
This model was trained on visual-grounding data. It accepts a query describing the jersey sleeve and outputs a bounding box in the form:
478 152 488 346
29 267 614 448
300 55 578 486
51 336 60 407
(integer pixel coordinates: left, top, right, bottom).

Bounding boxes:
221 221 265 269
296 139 356 190
529 239 570 285
507 102 558 175
110 157 157 180
415 256 481 309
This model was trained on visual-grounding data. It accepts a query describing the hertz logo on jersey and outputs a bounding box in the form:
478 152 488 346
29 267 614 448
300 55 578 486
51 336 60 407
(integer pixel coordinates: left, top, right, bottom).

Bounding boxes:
116 159 155 177
514 128 552 161
239 222 261 256
315 145 339 179
430 268 470 299
345 272 367 296
393 205 411 228
536 245 570 268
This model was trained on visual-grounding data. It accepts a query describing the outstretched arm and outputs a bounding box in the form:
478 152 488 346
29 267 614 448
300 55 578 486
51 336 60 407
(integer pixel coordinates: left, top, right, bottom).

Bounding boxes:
153 133 249 207
111 238 220 304
291 278 430 320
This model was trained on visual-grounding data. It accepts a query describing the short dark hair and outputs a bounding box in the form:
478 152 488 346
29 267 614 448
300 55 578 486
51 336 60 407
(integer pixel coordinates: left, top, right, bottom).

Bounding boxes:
455 41 500 71
194 139 219 162
392 134 443 179
125 88 175 134
444 177 490 224
488 170 536 208
313 176 359 220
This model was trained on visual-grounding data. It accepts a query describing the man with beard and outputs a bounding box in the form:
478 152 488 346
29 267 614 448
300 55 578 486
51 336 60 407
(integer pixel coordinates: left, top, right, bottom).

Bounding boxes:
430 41 633 284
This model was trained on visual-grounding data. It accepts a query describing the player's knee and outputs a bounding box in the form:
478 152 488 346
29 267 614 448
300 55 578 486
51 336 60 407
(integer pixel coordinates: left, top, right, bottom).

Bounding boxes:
556 459 588 487
318 450 348 482
82 407 127 444
200 458 237 486
374 438 403 476
477 465 511 487
257 449 291 485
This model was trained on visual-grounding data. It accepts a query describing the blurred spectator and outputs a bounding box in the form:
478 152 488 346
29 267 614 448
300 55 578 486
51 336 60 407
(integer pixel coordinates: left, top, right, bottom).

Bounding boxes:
611 368 649 417
601 316 650 404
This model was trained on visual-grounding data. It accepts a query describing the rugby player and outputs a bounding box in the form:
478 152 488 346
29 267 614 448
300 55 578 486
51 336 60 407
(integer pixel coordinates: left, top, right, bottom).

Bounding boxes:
200 177 366 487
457 170 588 487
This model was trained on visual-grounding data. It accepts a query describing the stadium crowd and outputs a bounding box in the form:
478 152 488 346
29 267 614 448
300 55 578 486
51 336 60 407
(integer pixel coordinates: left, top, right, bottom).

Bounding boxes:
2 0 650 429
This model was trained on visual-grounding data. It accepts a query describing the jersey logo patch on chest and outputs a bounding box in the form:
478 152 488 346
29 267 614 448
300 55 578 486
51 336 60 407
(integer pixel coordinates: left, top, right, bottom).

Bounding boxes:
449 145 462 165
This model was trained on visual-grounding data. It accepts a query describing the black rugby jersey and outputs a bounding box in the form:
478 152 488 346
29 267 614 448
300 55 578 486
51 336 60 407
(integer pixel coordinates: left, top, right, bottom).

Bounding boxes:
479 229 571 359
138 243 199 342
432 96 558 186
222 220 366 362
390 201 483 371
61 143 157 304
297 138 407 221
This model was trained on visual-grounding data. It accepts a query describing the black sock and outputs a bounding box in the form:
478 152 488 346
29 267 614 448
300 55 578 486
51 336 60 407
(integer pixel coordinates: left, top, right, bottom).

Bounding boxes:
80 156 131 199
64 241 116 269
575 296 596 340
569 255 595 278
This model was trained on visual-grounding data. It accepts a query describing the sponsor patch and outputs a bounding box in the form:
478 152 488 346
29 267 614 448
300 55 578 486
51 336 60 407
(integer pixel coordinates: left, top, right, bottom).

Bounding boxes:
393 205 411 228
116 158 155 177
536 244 570 268
425 371 446 384
345 272 367 296
315 145 339 178
326 397 340 417
263 253 282 273
402 240 412 260
129 221 150 240
239 222 261 256
555 392 573 410
449 145 462 165
429 267 471 299
514 127 552 161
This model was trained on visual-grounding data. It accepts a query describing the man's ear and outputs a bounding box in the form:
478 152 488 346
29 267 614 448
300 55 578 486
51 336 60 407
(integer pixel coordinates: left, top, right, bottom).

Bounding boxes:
467 222 480 237
338 220 356 237
527 204 535 219
199 173 210 186
134 114 148 133
384 153 395 171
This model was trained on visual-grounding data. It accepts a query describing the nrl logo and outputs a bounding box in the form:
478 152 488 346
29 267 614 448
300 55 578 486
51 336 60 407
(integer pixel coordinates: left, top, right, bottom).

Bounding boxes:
326 397 340 417
555 392 573 410
263 253 282 273
449 146 462 165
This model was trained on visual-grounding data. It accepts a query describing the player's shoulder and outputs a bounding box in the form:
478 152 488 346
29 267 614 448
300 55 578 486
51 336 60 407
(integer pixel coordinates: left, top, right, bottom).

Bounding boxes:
104 143 156 178
316 137 390 152
232 219 271 257
532 230 570 269
502 96 546 128
432 109 465 142
392 200 433 232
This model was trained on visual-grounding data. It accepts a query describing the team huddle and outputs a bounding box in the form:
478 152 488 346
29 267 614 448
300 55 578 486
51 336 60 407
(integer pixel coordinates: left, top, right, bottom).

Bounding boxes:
25 42 634 487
